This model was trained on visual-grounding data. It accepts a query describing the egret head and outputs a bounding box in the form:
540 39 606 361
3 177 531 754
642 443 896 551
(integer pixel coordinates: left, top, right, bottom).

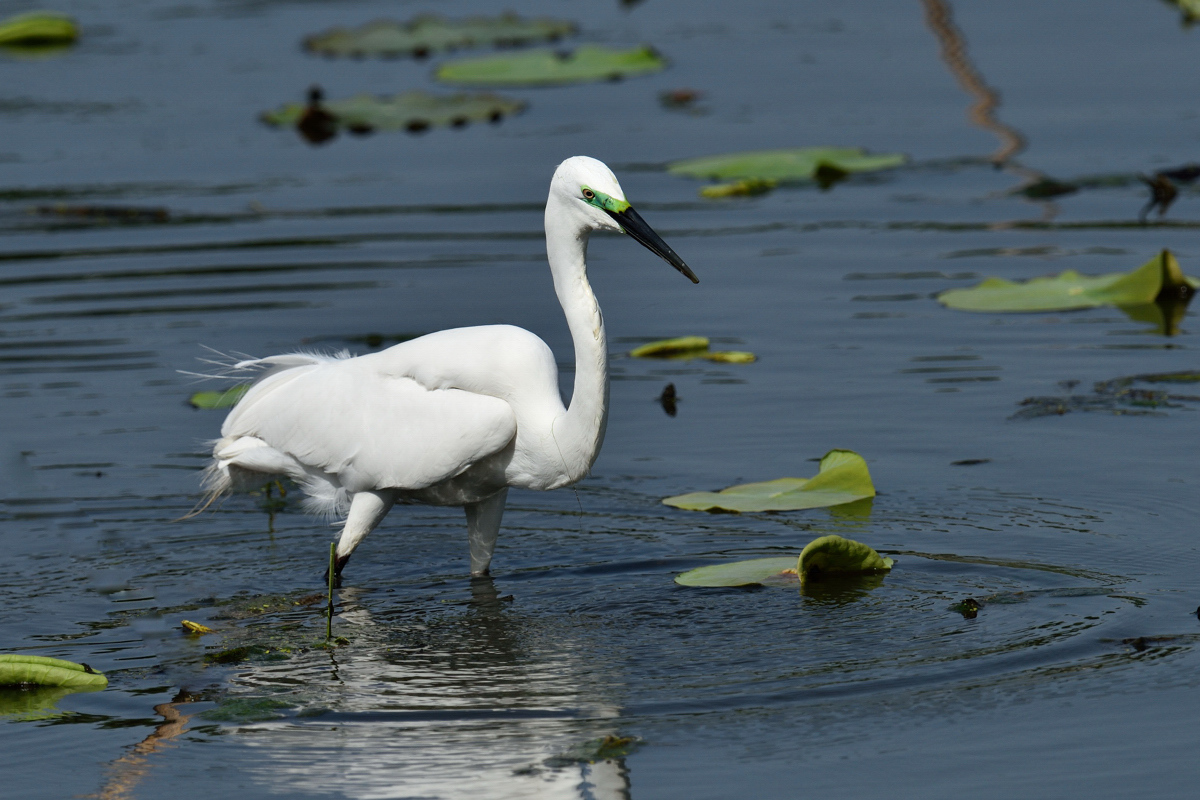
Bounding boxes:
552 156 699 283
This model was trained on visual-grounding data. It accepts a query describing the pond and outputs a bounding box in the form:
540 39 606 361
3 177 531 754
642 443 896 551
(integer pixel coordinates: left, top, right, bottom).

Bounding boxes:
2 1 1198 797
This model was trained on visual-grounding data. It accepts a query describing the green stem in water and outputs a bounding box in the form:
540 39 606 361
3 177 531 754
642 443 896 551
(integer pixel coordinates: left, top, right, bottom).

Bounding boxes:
326 541 335 641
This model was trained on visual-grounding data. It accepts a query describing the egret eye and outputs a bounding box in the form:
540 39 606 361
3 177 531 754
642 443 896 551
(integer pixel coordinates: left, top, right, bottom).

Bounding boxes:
582 188 595 200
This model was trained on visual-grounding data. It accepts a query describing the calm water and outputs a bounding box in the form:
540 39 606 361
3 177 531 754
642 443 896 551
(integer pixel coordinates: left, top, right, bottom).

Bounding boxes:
2 0 1199 797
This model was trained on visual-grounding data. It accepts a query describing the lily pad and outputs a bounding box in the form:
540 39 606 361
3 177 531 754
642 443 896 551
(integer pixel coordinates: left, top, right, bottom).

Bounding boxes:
629 336 756 364
0 11 77 46
667 147 907 184
200 696 294 723
798 535 894 581
938 250 1198 312
261 90 526 135
188 384 249 409
673 556 798 587
304 14 576 59
0 654 107 688
663 449 875 513
674 535 892 587
436 45 665 86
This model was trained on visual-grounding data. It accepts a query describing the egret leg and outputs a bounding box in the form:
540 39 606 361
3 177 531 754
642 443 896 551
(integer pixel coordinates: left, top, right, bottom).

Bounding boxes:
465 488 508 576
330 489 397 578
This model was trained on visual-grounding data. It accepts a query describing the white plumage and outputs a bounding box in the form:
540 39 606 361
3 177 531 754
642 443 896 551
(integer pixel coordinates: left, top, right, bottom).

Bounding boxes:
199 157 697 578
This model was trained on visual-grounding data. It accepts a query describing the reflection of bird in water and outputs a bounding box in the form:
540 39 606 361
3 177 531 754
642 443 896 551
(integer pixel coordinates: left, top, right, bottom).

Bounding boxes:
199 157 698 578
225 576 633 799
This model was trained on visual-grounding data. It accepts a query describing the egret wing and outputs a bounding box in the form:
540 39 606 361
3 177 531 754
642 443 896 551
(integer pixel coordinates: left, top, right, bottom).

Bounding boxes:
221 358 516 492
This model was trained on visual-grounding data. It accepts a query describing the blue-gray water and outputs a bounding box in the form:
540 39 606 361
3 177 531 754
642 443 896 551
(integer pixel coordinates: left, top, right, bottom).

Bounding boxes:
2 0 1199 797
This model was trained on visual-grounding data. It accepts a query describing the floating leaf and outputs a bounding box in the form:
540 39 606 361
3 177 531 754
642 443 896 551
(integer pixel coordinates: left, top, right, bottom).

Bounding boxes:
200 696 294 723
304 14 575 58
700 179 778 198
703 350 756 364
629 336 756 363
664 449 875 513
436 45 665 86
0 655 107 688
188 384 249 410
674 556 798 587
797 535 893 583
668 147 907 184
261 90 526 135
938 250 1198 313
630 335 709 358
181 620 214 635
674 535 892 587
0 11 78 46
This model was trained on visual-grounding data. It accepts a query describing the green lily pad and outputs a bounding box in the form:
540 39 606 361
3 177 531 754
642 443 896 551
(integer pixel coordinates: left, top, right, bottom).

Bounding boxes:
0 654 107 688
436 45 665 86
674 535 892 587
304 14 575 58
200 696 294 723
668 147 907 184
629 336 756 363
938 250 1198 313
663 449 875 513
261 91 526 134
188 384 249 409
630 335 709 357
0 11 78 46
674 556 798 587
798 535 894 581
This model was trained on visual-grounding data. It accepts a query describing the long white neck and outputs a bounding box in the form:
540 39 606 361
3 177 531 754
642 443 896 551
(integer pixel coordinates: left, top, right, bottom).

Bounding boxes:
545 195 609 484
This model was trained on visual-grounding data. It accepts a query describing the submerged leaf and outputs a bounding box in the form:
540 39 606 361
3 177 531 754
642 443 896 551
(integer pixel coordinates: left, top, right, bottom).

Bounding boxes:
797 535 893 583
668 148 907 183
0 12 77 46
304 14 575 58
938 250 1198 312
188 384 249 409
0 654 107 688
200 696 294 723
261 90 526 134
663 449 875 513
436 45 665 86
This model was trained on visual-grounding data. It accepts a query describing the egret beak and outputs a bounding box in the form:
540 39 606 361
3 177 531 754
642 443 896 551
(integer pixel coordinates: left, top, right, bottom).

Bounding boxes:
606 205 699 284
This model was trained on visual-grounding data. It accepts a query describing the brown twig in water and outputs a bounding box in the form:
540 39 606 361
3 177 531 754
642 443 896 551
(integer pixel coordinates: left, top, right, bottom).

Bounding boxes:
922 0 1026 167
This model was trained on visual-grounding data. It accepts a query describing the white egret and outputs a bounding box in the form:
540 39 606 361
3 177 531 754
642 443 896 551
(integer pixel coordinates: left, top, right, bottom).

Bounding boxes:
200 156 697 578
